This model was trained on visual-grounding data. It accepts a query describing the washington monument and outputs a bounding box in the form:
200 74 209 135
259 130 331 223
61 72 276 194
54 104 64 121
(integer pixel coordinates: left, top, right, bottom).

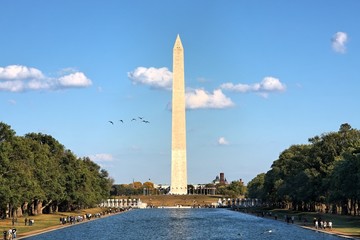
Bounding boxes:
170 35 188 195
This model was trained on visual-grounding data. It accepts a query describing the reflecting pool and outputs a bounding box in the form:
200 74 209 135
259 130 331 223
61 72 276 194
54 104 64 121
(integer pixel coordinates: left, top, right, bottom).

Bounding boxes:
24 208 350 240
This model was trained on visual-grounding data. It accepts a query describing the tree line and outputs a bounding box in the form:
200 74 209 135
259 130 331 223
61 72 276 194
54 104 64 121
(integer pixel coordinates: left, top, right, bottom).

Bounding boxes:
110 181 155 196
0 122 113 219
247 123 360 215
110 181 246 197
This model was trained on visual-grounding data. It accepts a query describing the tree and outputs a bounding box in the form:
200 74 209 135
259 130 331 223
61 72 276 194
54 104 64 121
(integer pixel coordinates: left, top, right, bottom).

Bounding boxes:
330 150 360 215
110 184 141 196
143 181 154 189
257 124 360 212
2 136 37 217
0 122 16 143
307 124 360 211
247 173 265 199
133 181 143 189
228 180 246 196
0 122 114 217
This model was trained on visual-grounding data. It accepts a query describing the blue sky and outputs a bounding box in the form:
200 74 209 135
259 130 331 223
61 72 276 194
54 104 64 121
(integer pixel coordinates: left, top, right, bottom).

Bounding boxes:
1 1 359 185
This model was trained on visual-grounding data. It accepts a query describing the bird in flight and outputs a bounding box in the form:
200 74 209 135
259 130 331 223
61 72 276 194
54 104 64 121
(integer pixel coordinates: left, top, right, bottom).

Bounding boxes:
143 120 150 123
119 120 123 123
131 118 136 121
138 116 143 120
109 121 114 125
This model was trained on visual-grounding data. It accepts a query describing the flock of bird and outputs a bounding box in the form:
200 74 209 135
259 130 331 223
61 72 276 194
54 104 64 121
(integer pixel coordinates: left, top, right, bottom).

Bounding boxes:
108 116 150 125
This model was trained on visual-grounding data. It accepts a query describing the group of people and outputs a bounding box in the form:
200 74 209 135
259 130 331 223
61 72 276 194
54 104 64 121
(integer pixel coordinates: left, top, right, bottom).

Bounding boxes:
284 214 296 223
59 213 99 225
3 217 35 239
3 228 16 240
59 208 130 225
24 218 34 226
314 218 332 230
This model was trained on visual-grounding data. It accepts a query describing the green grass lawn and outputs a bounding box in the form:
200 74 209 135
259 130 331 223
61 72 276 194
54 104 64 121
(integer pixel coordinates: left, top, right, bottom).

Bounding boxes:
0 207 107 238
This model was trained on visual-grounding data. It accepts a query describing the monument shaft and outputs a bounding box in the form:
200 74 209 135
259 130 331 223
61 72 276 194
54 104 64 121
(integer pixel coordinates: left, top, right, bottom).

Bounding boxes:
171 35 187 195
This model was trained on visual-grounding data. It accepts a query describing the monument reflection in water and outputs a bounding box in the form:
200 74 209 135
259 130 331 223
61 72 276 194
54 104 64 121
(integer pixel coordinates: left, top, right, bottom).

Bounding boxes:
24 208 348 240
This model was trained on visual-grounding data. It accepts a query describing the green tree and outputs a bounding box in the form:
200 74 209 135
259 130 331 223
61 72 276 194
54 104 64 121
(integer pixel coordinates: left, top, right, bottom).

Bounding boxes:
0 122 16 143
3 136 37 217
259 123 360 212
228 180 246 196
307 124 360 211
330 150 360 215
25 133 66 213
247 173 265 199
1 122 114 217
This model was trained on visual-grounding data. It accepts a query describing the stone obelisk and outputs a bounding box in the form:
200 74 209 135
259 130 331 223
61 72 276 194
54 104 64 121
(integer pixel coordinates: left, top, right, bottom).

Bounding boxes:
170 34 188 195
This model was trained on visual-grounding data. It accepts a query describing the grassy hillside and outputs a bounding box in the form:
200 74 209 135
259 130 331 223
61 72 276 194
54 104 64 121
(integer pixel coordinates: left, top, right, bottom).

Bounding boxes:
135 195 220 207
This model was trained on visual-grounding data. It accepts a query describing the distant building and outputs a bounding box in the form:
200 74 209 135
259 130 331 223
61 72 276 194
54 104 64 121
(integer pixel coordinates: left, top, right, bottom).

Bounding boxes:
154 184 170 194
220 173 225 184
213 175 220 184
213 172 228 185
189 184 216 195
154 183 170 189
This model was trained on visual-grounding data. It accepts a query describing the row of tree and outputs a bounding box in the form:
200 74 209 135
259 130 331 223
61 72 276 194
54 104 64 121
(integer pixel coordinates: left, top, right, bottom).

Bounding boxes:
110 182 155 196
0 122 113 218
247 123 360 215
110 181 246 197
204 181 246 197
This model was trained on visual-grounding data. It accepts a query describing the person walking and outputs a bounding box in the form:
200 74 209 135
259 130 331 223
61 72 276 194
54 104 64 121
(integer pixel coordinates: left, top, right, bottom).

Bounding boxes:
7 228 13 240
328 221 333 230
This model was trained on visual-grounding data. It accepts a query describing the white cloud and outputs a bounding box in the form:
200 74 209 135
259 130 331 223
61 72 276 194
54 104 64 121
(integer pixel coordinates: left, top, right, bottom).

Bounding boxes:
220 76 285 97
89 153 114 162
0 65 44 80
260 77 286 91
58 72 92 88
128 67 234 109
185 88 234 109
217 137 229 145
0 80 24 92
331 32 348 53
0 65 92 92
128 67 172 90
220 82 252 93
